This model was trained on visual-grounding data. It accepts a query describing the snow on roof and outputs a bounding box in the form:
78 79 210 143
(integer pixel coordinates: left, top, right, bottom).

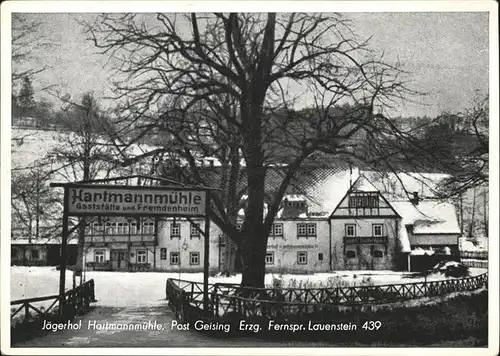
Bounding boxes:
410 247 436 256
11 237 78 245
305 168 359 214
363 171 451 200
391 201 461 235
238 167 359 218
283 194 307 202
387 200 460 253
350 175 379 192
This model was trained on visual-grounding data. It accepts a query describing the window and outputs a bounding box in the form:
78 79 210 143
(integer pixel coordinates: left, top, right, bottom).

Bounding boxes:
95 250 105 263
374 250 384 258
143 222 155 235
160 248 167 260
297 223 316 238
31 249 39 259
346 250 356 258
111 222 118 234
306 224 316 236
297 223 307 236
272 223 283 236
117 223 125 235
265 252 275 265
171 223 180 238
128 223 136 235
345 224 356 237
190 223 200 238
190 252 200 265
297 251 308 265
93 223 103 234
136 250 147 263
372 224 383 237
105 222 113 235
170 252 180 265
348 193 379 208
318 253 323 261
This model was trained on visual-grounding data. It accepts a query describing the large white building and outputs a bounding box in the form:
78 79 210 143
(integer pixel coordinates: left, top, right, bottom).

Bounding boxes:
83 172 461 272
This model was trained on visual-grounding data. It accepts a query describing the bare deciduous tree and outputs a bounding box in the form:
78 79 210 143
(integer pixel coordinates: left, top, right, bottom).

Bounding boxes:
11 14 50 84
48 92 126 286
11 167 63 243
85 13 416 287
438 94 489 198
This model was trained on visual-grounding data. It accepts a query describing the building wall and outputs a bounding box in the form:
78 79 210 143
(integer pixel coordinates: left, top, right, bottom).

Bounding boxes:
266 219 330 273
84 244 156 263
11 245 48 266
329 218 400 270
155 218 221 272
11 244 79 266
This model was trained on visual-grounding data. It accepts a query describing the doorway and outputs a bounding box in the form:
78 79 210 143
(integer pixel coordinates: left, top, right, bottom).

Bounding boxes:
111 249 128 271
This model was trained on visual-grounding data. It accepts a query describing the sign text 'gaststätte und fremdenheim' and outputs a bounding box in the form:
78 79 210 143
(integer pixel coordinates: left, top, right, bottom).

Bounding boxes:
68 187 206 216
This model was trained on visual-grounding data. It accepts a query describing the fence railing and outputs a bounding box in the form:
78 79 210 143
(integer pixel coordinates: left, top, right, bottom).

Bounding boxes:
166 273 488 321
460 250 488 260
11 279 96 325
462 260 488 269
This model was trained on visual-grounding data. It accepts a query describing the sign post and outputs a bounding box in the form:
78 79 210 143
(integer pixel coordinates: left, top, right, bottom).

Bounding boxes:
58 187 69 314
51 177 212 316
203 193 210 313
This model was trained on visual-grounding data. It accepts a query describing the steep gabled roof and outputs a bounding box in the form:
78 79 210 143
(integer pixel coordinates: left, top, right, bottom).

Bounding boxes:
329 174 400 218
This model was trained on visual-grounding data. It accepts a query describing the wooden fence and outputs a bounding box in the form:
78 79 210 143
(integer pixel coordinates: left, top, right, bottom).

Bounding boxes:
166 273 488 321
11 279 96 342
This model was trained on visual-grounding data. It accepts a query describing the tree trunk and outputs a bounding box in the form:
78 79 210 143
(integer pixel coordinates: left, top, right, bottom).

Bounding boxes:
468 187 476 238
482 186 488 238
240 166 268 287
459 193 464 235
222 144 240 275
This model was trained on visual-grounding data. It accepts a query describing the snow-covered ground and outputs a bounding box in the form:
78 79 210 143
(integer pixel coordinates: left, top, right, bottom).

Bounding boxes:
11 266 486 309
461 240 488 252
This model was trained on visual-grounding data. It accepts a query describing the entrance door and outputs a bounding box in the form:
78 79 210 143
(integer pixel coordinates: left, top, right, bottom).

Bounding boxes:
111 250 128 271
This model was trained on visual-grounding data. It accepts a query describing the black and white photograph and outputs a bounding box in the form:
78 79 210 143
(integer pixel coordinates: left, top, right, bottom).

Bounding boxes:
1 1 498 355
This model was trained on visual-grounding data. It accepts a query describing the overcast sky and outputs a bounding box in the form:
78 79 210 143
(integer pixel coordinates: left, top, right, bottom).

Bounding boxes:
15 11 489 118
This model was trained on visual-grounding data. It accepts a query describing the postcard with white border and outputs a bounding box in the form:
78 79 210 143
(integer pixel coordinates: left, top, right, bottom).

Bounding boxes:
1 1 499 355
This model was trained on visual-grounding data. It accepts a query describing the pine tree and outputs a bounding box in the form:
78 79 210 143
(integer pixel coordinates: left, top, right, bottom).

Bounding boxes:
18 77 35 117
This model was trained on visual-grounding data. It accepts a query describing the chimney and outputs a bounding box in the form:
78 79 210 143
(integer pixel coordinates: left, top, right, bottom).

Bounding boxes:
410 191 420 205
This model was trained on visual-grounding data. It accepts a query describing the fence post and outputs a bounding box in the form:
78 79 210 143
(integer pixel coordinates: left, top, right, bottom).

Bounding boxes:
24 303 30 323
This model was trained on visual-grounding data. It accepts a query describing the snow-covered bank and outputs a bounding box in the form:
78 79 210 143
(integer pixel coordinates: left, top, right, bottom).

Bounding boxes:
11 266 487 308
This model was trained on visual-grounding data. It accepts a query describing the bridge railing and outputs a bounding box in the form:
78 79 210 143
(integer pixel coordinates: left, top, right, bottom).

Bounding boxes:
11 279 96 326
166 273 488 321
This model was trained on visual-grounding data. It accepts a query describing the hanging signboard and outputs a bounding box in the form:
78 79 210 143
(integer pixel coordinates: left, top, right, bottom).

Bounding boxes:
66 186 207 217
